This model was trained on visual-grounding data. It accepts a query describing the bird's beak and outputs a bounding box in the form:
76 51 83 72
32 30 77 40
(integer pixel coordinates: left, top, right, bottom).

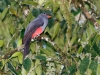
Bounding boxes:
46 14 52 18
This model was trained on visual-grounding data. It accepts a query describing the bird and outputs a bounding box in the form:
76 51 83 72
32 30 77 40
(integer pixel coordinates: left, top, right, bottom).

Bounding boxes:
22 13 51 58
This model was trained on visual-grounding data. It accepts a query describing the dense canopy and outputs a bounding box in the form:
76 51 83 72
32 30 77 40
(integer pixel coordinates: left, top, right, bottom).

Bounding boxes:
0 0 100 75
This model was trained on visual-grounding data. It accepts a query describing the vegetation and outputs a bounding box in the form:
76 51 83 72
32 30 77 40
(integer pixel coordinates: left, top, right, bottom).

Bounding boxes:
0 0 100 75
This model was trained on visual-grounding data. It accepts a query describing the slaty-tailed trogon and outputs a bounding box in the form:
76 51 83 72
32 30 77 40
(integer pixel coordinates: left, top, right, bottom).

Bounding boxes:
22 13 51 58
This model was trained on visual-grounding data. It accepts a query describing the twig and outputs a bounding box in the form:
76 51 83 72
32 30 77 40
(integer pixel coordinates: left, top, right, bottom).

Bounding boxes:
38 36 69 65
40 36 62 54
79 5 99 29
3 45 24 59
6 33 16 49
27 63 41 75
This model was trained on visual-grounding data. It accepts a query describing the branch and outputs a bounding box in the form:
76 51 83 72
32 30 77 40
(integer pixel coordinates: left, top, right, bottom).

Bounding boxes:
6 27 23 49
3 45 24 59
40 36 62 54
36 36 69 65
79 5 99 29
6 32 16 48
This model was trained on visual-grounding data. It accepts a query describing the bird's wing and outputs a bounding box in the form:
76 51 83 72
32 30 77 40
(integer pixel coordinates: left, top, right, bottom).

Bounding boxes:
22 17 44 44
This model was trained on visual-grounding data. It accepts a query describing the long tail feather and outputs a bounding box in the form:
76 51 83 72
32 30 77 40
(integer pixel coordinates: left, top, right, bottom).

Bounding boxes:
23 35 31 58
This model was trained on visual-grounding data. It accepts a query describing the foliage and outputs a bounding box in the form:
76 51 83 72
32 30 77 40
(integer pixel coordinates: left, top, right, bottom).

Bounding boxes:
0 0 100 75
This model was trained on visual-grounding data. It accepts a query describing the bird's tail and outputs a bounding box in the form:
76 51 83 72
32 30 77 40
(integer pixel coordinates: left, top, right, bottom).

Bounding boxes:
23 42 30 58
23 36 31 59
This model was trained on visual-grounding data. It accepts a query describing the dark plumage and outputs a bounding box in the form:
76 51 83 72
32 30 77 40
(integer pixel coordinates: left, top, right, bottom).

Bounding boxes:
23 13 51 58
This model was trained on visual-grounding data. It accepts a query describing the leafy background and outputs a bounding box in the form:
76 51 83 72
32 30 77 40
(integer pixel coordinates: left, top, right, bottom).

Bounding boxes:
0 0 100 75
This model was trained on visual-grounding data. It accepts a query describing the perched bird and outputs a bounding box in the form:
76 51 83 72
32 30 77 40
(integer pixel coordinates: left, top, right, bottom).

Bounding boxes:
22 13 51 58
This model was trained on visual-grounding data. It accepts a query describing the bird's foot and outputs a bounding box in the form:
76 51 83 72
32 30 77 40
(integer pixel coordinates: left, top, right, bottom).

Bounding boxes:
31 35 40 41
35 35 40 38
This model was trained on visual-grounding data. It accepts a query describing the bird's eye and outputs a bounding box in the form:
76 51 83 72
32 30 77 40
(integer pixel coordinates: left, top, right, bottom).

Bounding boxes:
43 12 46 14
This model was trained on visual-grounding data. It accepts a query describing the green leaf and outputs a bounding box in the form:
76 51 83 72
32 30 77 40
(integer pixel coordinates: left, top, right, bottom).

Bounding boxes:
89 23 96 33
1 8 8 20
68 64 76 75
54 35 65 50
8 62 18 75
75 70 81 75
0 0 6 12
56 11 63 21
44 0 51 9
18 53 23 64
79 57 89 75
86 23 96 40
36 55 46 61
30 42 36 53
53 1 59 13
40 41 56 57
77 46 83 54
23 58 31 71
97 64 100 75
29 62 36 75
56 64 62 74
21 66 27 75
11 52 23 64
38 0 45 5
72 8 81 16
0 40 4 47
86 26 91 40
86 69 92 75
94 0 100 12
9 7 18 16
89 60 98 75
52 22 60 39
41 48 55 57
0 61 3 68
96 36 100 48
81 31 87 41
35 59 42 75
17 39 22 47
11 52 22 58
22 1 38 6
70 36 77 46
41 45 56 56
23 10 34 28
9 25 15 35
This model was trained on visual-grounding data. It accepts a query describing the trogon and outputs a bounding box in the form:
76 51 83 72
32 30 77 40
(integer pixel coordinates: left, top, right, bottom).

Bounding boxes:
22 13 51 58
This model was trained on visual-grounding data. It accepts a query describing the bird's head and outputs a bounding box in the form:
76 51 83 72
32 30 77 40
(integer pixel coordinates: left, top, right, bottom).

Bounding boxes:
39 12 52 19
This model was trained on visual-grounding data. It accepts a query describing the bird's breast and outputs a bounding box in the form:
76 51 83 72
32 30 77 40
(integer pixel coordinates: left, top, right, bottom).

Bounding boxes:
31 27 43 39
